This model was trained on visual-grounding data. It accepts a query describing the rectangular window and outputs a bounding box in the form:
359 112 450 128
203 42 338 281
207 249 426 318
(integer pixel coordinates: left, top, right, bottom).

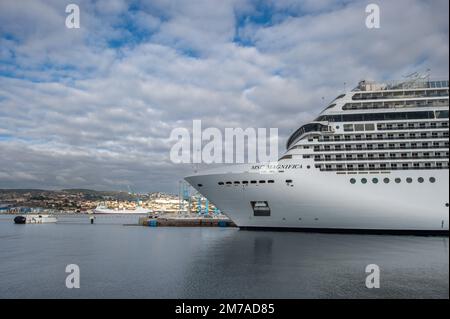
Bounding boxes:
280 155 292 160
344 124 354 132
251 201 271 217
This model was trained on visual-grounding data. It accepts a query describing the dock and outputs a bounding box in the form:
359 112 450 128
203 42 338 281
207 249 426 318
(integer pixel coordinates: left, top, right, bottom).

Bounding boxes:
138 216 236 227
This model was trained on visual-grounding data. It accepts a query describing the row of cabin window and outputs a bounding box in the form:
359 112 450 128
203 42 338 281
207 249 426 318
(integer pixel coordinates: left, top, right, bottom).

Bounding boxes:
351 88 449 100
350 177 437 184
343 99 448 110
316 161 449 171
313 151 449 161
316 131 449 142
377 121 448 130
218 180 275 186
312 141 449 151
314 151 449 157
293 141 449 150
342 121 448 132
315 110 448 122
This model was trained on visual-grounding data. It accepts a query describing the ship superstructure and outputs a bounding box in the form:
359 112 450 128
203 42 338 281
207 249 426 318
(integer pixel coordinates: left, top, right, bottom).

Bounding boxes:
186 79 449 234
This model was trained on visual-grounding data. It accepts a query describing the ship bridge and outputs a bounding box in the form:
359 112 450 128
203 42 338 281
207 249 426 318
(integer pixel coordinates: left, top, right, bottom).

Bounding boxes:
286 122 331 150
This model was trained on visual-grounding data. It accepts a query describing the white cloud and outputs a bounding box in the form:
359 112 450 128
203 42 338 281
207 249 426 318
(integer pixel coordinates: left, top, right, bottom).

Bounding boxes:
0 0 448 192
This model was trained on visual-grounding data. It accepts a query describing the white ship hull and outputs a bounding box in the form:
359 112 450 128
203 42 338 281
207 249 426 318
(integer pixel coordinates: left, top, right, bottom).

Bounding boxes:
186 166 449 234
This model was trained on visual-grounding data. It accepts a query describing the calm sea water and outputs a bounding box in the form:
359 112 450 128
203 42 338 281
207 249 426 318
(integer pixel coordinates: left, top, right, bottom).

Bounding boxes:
0 214 448 299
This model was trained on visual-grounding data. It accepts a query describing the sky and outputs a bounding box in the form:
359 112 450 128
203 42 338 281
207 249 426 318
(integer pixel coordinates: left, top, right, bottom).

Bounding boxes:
0 0 448 193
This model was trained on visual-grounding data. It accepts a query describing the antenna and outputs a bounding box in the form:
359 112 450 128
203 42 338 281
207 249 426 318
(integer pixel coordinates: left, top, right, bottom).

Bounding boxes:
403 71 419 79
402 70 430 89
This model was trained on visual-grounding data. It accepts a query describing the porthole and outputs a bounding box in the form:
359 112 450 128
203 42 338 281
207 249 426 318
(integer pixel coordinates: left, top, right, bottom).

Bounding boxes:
197 184 203 187
350 178 356 184
259 180 266 184
418 177 424 183
383 178 390 184
395 178 401 184
361 178 367 184
429 177 436 183
372 178 379 184
218 182 224 185
406 178 413 183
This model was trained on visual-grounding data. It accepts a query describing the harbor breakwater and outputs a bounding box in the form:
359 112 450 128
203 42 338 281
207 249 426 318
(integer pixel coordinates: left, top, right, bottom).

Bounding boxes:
139 216 236 227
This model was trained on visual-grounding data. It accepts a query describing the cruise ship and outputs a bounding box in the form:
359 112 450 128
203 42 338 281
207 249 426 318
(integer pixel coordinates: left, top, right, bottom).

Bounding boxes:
93 204 152 214
185 79 449 234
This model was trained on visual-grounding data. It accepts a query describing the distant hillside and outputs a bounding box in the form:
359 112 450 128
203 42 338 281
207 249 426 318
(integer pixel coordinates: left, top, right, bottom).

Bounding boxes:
0 189 177 200
61 188 124 195
62 189 137 200
0 188 137 201
0 189 51 193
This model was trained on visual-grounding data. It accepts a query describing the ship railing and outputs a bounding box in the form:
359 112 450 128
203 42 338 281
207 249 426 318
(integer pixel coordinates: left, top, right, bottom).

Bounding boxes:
354 79 449 92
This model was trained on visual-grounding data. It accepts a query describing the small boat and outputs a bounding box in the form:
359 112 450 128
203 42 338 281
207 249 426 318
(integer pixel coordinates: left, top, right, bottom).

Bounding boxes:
14 214 58 224
13 216 26 224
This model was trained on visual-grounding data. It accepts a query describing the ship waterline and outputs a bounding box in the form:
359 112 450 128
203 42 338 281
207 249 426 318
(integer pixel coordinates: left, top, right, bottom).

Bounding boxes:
186 79 450 233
